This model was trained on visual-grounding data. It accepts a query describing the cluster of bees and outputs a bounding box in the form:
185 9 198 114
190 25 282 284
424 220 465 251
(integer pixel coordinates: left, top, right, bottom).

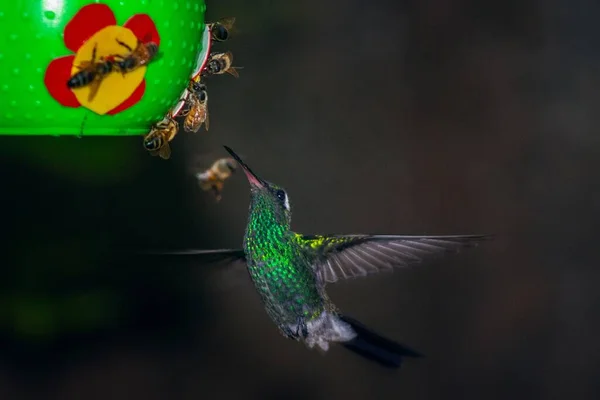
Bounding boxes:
143 17 240 161
67 38 159 102
138 17 239 202
68 18 240 202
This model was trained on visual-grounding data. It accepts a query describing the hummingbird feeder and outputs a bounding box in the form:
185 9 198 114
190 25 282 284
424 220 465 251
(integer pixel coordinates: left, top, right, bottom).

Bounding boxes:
0 0 210 136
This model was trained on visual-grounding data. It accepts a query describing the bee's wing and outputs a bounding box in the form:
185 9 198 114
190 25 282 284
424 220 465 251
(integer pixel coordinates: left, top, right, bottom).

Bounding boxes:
188 161 209 175
204 108 210 131
226 67 239 78
218 17 236 28
223 17 241 36
87 78 102 102
187 153 218 173
192 121 201 133
158 142 171 160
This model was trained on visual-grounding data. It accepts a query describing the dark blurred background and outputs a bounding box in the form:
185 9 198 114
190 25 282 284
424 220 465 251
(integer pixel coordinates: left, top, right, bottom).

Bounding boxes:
1 0 600 399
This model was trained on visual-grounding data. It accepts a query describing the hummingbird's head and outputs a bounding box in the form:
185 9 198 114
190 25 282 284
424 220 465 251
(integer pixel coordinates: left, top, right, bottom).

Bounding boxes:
224 145 291 225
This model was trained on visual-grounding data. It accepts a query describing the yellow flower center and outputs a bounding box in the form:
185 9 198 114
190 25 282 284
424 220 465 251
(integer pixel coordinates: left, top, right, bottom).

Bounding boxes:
70 26 147 115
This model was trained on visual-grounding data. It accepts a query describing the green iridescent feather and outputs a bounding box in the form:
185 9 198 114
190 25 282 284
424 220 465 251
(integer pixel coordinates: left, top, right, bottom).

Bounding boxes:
243 188 325 329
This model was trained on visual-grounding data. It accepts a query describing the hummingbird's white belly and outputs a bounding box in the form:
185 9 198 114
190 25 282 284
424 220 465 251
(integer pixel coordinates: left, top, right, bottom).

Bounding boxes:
295 311 357 352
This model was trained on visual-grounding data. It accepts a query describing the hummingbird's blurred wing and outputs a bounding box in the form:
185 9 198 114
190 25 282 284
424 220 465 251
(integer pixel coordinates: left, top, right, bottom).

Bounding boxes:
141 249 246 264
139 249 248 292
295 234 491 284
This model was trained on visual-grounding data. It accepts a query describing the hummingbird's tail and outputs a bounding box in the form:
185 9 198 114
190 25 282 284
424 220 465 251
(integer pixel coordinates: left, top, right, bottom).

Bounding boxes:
339 314 423 369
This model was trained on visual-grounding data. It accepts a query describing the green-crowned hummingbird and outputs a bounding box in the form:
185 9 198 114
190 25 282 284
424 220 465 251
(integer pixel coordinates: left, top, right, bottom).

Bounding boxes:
160 146 490 368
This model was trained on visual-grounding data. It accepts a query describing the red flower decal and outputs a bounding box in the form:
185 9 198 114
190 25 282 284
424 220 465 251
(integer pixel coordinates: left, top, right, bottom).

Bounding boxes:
44 3 161 115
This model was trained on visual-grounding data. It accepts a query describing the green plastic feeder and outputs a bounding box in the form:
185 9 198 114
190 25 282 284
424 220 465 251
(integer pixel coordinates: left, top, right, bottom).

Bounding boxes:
0 0 209 136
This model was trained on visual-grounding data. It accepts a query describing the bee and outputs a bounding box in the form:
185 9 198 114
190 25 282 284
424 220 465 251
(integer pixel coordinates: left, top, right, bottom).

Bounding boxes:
201 51 240 78
207 17 236 42
182 80 209 132
143 115 178 160
195 157 237 201
114 39 159 74
67 43 114 102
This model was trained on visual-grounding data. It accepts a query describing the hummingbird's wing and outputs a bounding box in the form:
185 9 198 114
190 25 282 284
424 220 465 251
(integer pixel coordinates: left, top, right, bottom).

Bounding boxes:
295 234 491 284
140 248 246 264
139 249 248 292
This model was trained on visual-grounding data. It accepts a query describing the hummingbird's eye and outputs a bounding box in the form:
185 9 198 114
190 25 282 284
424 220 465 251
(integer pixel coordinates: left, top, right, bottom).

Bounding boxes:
276 189 290 211
276 190 286 202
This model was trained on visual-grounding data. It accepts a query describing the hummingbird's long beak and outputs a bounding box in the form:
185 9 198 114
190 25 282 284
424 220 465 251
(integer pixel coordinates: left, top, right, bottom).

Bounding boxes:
223 145 265 188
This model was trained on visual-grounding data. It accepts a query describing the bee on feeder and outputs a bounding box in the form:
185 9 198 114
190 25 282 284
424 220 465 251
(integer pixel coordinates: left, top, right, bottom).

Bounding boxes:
181 79 209 133
66 43 115 102
143 113 179 160
207 17 236 42
114 39 159 74
201 51 240 78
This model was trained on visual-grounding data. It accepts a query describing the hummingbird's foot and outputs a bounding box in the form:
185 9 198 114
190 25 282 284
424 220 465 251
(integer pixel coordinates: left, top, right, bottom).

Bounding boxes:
295 316 308 339
281 326 299 340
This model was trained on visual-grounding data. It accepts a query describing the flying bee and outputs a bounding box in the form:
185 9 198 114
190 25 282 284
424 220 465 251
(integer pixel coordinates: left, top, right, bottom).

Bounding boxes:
182 80 209 132
194 157 237 201
66 43 114 102
207 17 236 42
201 51 240 78
114 39 159 74
143 115 178 160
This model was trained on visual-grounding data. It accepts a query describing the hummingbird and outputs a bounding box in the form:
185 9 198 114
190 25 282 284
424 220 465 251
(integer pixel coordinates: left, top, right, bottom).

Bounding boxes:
158 146 490 368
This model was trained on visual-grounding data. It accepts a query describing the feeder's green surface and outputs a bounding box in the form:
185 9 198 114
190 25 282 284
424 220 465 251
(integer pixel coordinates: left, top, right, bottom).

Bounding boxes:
0 0 206 136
